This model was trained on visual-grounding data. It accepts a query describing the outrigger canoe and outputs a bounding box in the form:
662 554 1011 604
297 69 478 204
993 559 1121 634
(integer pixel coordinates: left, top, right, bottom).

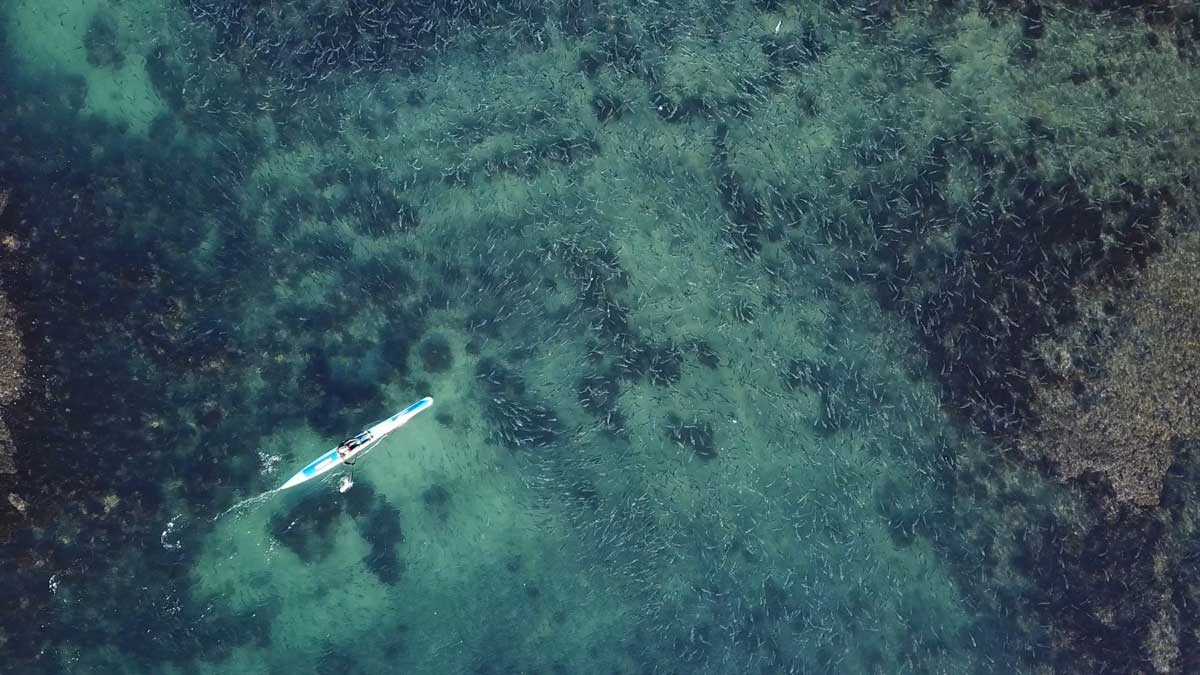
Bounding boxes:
278 397 433 490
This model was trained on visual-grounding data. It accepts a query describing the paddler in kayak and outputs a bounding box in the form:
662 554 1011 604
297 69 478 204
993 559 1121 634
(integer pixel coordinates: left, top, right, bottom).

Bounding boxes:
336 437 363 464
275 397 433 492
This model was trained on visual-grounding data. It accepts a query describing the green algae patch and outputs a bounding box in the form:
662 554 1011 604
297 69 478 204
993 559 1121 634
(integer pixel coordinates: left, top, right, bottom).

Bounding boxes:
3 0 168 135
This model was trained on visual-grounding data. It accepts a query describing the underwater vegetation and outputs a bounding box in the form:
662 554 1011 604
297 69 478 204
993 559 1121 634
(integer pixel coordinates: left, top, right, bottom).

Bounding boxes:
185 0 551 80
476 357 561 450
268 475 408 581
665 412 716 459
1022 233 1200 505
0 185 22 478
418 332 454 372
83 10 124 70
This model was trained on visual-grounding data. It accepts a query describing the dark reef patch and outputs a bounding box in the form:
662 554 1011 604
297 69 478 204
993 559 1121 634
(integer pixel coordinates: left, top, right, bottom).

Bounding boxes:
341 481 407 584
348 171 422 237
185 0 550 79
580 13 643 75
357 501 407 584
761 29 827 77
475 357 561 450
301 348 383 434
1162 441 1200 670
1020 1 1045 39
554 239 694 394
380 309 425 371
270 491 344 564
84 11 124 69
143 46 193 118
418 333 454 373
0 55 445 671
1012 500 1165 674
689 339 720 368
816 364 885 436
665 413 716 460
618 341 683 386
730 297 756 324
781 358 826 392
874 478 929 548
422 483 452 521
591 92 625 123
840 127 1179 672
0 64 264 666
355 253 417 300
576 367 625 432
865 139 1163 437
780 357 883 435
713 123 767 258
559 0 600 36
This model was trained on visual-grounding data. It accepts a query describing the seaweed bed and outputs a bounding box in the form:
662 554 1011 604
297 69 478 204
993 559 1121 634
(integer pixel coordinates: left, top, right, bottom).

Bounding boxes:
0 185 22 476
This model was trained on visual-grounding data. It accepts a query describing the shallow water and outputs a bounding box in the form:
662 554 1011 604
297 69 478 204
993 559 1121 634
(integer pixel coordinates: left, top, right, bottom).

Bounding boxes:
2 0 1199 673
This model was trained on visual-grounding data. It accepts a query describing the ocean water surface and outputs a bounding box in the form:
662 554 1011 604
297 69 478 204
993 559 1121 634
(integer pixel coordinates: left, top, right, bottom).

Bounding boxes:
1 0 1199 673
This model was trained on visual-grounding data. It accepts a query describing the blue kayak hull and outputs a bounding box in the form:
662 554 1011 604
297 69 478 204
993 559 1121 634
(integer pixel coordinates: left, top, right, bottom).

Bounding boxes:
278 397 433 490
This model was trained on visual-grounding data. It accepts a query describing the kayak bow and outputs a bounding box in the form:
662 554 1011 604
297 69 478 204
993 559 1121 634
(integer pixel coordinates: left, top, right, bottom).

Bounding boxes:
278 397 433 490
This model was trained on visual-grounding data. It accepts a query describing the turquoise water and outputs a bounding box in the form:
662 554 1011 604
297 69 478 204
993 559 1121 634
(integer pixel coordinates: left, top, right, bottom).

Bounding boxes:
1 0 1199 673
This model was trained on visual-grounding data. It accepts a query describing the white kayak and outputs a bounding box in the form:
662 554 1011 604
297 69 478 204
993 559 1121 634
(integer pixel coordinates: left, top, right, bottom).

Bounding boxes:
278 397 433 490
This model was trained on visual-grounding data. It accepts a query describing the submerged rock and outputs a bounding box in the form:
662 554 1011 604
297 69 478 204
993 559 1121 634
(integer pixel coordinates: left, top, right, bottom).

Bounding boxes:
7 492 27 515
1024 233 1200 506
0 294 17 404
0 200 25 474
84 11 125 69
0 422 14 475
